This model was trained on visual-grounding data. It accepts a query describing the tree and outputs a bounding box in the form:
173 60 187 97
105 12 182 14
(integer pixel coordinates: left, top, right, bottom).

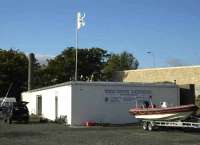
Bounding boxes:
78 47 108 81
0 49 42 100
40 47 109 86
102 51 139 81
120 51 139 70
0 48 139 99
30 53 43 89
38 49 139 85
0 49 28 100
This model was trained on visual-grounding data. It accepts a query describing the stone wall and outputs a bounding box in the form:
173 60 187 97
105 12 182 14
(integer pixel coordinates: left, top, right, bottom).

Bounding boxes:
113 66 200 98
114 66 200 84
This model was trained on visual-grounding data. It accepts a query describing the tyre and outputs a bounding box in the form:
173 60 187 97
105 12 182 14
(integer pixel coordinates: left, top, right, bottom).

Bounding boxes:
4 118 7 123
148 122 154 131
143 122 148 130
24 117 29 124
4 117 11 124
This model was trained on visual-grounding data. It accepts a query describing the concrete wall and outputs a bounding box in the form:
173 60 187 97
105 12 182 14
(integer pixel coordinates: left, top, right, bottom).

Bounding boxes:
22 85 72 124
22 82 179 126
71 82 179 125
195 85 200 97
113 66 200 97
179 84 195 105
114 66 200 85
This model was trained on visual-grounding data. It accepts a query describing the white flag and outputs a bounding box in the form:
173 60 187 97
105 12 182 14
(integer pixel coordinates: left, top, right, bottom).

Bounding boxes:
77 12 86 30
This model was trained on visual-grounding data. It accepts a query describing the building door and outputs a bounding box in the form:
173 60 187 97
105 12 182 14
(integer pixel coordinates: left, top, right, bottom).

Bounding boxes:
36 95 42 116
55 96 58 119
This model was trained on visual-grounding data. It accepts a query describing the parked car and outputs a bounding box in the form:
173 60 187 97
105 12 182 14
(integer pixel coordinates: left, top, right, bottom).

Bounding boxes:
1 101 29 124
11 101 29 123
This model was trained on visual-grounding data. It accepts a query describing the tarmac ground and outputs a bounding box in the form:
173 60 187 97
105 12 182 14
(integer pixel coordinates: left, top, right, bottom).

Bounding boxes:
0 123 200 145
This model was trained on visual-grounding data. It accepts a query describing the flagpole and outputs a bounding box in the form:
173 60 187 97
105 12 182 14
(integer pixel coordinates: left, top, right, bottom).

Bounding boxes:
75 19 78 81
75 12 85 81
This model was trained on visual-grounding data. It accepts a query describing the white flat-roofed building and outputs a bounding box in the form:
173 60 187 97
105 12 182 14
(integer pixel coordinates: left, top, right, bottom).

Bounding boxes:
22 81 179 126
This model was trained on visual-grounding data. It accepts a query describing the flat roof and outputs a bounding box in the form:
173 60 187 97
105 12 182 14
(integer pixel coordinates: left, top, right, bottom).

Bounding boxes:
24 81 177 93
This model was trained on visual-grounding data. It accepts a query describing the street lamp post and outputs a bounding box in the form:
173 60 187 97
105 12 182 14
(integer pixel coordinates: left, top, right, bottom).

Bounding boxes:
147 51 156 67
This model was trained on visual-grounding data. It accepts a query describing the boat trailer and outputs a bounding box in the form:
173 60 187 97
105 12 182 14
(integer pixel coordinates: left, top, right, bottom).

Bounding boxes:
142 119 200 131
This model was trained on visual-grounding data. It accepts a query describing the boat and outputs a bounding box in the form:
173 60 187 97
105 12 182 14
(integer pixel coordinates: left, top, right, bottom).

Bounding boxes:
129 101 198 121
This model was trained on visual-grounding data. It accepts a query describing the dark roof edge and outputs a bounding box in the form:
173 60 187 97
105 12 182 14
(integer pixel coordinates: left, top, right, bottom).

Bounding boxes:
23 81 177 93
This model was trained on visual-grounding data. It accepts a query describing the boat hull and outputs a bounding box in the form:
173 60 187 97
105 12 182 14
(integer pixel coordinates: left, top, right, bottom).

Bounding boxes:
129 104 198 121
135 110 194 121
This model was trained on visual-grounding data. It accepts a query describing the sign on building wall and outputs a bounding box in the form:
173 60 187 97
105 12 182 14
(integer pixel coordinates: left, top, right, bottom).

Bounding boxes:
104 89 152 104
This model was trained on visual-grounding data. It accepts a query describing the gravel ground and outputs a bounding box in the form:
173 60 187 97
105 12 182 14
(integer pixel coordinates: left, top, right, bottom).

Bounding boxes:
0 123 200 145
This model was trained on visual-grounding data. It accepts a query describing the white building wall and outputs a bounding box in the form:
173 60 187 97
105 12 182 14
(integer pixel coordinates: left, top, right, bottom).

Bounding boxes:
71 83 179 125
22 85 72 124
22 82 179 126
22 92 37 114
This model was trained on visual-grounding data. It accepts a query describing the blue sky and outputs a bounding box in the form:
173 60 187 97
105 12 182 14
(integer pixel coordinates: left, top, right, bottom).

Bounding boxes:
0 0 200 68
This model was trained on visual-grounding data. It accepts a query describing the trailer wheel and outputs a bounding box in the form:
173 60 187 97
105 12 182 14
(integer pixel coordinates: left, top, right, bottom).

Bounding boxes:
148 122 154 131
143 122 148 130
4 118 7 123
4 117 11 124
